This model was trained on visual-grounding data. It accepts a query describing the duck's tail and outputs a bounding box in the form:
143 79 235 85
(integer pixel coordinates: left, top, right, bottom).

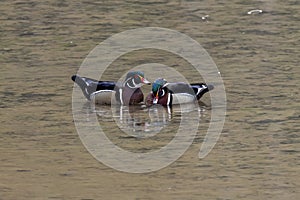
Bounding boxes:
71 75 93 100
191 83 214 100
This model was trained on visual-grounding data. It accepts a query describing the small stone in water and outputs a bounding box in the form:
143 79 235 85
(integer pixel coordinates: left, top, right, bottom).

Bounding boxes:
247 9 263 15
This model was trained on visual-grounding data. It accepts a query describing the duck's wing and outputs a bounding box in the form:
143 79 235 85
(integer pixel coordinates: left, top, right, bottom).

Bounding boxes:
165 82 195 94
165 82 214 100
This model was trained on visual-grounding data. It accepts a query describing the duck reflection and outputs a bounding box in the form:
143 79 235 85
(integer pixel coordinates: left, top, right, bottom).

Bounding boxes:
144 104 172 135
81 102 207 138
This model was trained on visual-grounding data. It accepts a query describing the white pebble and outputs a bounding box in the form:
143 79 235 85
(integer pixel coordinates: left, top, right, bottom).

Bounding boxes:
247 9 263 15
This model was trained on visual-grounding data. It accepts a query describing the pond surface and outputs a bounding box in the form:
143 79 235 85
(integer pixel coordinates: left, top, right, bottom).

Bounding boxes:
1 0 299 199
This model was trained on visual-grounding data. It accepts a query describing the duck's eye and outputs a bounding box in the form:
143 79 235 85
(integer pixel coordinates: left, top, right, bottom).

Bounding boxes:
158 89 165 97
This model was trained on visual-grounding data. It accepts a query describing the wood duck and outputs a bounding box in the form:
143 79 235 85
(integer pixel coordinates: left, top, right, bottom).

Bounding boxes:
72 71 150 105
145 78 214 106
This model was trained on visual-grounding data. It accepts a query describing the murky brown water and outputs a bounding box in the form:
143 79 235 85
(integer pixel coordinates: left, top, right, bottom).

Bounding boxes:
1 0 299 199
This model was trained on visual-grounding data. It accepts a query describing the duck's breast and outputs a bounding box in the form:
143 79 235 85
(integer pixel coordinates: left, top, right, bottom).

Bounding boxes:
122 88 144 105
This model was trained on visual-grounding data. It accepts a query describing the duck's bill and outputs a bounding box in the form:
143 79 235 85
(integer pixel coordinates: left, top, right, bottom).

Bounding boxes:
141 77 151 85
153 93 159 104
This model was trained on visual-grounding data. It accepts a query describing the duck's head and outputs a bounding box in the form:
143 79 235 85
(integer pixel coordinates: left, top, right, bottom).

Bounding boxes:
124 71 151 88
152 78 168 104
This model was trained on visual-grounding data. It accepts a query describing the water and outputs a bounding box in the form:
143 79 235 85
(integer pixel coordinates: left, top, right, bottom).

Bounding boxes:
0 0 299 199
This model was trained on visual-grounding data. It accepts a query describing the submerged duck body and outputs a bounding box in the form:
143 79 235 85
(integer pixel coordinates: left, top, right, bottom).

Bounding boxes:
146 78 214 106
72 71 150 105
